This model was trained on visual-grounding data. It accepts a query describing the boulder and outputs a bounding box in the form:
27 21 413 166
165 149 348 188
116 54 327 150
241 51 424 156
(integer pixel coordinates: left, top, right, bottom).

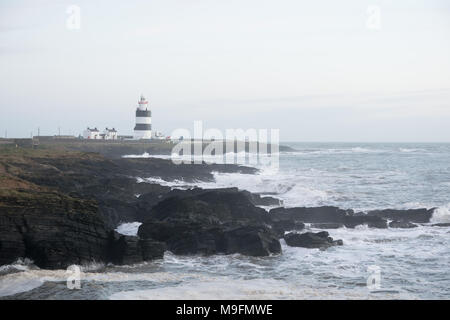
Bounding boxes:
269 206 388 229
367 208 434 223
284 231 343 249
138 187 281 213
147 189 271 225
138 221 281 256
138 220 221 255
138 220 281 256
106 231 165 265
220 225 282 256
344 214 388 229
137 189 283 257
269 206 350 224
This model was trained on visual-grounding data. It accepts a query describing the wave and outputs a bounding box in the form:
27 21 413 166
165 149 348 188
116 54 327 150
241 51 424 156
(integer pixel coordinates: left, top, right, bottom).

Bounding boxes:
399 148 424 153
137 177 192 189
283 147 389 156
115 222 142 236
431 204 450 223
108 275 414 300
0 264 207 298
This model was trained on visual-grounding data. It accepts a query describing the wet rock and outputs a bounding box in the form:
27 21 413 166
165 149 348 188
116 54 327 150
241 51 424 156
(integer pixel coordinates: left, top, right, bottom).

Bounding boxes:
270 206 388 229
431 223 450 227
220 225 281 256
270 219 305 237
367 208 434 223
0 191 110 269
0 190 165 269
388 221 418 228
284 231 343 249
138 220 221 255
137 189 283 257
106 231 165 265
311 223 344 229
138 221 281 256
344 214 388 229
147 189 271 225
270 206 351 224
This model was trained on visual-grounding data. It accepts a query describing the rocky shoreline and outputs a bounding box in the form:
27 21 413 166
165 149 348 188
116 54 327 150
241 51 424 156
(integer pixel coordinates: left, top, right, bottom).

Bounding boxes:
0 146 437 269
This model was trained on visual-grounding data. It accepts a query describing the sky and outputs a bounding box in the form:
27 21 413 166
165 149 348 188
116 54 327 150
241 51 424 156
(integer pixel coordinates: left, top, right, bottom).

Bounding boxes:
1 0 450 141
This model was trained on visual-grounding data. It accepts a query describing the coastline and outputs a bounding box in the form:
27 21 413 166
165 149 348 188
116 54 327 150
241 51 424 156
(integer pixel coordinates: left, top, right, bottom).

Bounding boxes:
0 143 448 299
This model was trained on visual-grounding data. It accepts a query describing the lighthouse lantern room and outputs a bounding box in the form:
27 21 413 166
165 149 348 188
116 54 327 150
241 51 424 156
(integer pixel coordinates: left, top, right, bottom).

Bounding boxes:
134 94 152 140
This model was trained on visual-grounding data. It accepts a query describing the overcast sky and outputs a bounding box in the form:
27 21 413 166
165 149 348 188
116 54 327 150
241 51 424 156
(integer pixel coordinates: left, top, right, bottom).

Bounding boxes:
1 0 450 141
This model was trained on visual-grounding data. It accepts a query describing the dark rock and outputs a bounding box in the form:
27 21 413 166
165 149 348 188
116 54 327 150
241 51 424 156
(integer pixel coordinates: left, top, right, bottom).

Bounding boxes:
137 189 283 256
138 220 221 255
431 223 450 227
138 221 281 256
270 219 305 237
147 189 271 225
113 157 258 182
344 215 388 229
239 190 281 207
269 206 388 229
220 225 282 256
106 231 165 265
270 206 351 224
367 208 434 223
388 221 418 229
284 231 343 249
311 223 344 229
0 191 110 269
140 187 281 211
0 190 165 269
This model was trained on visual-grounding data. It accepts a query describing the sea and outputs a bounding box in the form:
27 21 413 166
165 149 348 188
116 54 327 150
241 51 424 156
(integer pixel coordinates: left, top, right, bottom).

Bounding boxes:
1 142 449 299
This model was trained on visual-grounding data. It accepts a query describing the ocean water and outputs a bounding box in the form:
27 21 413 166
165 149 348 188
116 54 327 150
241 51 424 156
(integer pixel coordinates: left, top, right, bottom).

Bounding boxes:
1 143 449 299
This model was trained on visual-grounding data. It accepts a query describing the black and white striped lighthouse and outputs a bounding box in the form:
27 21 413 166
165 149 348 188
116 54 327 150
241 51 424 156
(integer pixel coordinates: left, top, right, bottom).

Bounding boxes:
134 94 152 139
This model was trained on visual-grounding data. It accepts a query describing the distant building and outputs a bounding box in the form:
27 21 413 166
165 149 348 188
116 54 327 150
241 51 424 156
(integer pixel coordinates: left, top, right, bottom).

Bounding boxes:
152 130 165 140
104 128 118 140
83 127 101 139
83 127 119 140
134 95 152 140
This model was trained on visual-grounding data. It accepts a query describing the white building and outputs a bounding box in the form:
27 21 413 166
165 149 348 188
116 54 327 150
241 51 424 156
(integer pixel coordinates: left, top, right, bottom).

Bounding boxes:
83 127 118 140
83 127 101 139
134 95 152 140
104 128 118 140
152 130 165 140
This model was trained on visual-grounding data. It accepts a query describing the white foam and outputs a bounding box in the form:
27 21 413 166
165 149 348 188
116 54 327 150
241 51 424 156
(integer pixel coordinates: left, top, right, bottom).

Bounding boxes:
137 176 191 189
399 148 424 153
115 222 142 236
0 267 208 298
108 276 411 300
431 204 450 223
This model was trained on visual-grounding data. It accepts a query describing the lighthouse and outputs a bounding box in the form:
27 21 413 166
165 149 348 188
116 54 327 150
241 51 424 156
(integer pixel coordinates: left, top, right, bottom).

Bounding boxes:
134 94 152 139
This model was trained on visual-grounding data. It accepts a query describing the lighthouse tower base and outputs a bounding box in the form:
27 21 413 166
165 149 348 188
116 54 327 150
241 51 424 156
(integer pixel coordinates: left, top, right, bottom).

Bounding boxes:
134 130 152 140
